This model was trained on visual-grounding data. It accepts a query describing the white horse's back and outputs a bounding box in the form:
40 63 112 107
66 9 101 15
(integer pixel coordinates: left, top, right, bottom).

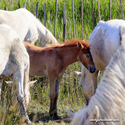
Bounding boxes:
0 8 59 46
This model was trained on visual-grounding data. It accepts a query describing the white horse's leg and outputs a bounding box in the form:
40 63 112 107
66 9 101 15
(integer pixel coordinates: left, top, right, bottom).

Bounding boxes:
21 64 31 124
14 66 31 124
23 64 30 109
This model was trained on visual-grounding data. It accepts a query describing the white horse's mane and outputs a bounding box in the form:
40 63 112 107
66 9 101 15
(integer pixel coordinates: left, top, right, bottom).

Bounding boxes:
25 8 59 46
73 45 125 124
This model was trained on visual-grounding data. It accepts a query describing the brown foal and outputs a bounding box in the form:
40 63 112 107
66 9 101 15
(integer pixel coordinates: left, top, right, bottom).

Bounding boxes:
23 39 96 119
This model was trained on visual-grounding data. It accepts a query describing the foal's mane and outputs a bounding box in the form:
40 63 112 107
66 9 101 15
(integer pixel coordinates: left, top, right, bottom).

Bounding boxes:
62 39 91 48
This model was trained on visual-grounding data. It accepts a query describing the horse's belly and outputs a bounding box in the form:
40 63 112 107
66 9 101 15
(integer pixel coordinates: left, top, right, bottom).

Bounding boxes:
29 69 47 77
29 63 48 77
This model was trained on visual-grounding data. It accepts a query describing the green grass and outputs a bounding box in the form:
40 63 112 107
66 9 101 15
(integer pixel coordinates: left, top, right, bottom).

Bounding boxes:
0 0 125 124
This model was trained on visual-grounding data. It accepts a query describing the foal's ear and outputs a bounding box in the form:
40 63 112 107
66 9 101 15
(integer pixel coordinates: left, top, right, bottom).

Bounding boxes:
77 41 84 49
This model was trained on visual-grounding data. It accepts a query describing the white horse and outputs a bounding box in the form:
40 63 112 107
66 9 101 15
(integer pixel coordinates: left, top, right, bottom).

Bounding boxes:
74 19 125 105
67 42 125 125
0 8 59 46
0 24 32 124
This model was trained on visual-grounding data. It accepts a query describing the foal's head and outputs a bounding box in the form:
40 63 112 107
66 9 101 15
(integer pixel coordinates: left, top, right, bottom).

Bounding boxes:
77 40 96 73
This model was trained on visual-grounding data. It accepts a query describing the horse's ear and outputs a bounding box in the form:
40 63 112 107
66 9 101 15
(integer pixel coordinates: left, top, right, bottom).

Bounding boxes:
88 105 99 119
77 41 84 49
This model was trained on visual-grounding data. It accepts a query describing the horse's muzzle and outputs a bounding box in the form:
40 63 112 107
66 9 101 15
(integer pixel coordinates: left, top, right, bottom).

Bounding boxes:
89 66 96 73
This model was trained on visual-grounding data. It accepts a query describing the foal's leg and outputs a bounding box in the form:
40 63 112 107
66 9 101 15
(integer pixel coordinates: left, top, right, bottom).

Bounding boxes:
53 77 62 119
49 75 56 118
49 74 62 119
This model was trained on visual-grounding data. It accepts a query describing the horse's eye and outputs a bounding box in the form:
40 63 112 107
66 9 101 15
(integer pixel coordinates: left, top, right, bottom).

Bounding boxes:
86 54 90 58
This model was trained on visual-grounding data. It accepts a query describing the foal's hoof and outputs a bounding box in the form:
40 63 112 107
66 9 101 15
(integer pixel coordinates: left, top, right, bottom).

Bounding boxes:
50 113 61 120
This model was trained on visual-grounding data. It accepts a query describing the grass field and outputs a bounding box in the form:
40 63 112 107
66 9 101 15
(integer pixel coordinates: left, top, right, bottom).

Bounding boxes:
0 0 125 124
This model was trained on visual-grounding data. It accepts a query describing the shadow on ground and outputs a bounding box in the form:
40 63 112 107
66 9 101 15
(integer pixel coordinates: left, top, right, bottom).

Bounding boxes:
28 112 70 124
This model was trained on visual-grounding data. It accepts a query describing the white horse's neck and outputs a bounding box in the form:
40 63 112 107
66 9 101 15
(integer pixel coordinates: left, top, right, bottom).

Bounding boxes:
88 45 125 123
34 18 58 46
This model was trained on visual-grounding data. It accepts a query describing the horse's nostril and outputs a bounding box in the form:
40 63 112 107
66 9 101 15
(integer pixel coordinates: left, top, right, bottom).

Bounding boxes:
89 66 96 73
